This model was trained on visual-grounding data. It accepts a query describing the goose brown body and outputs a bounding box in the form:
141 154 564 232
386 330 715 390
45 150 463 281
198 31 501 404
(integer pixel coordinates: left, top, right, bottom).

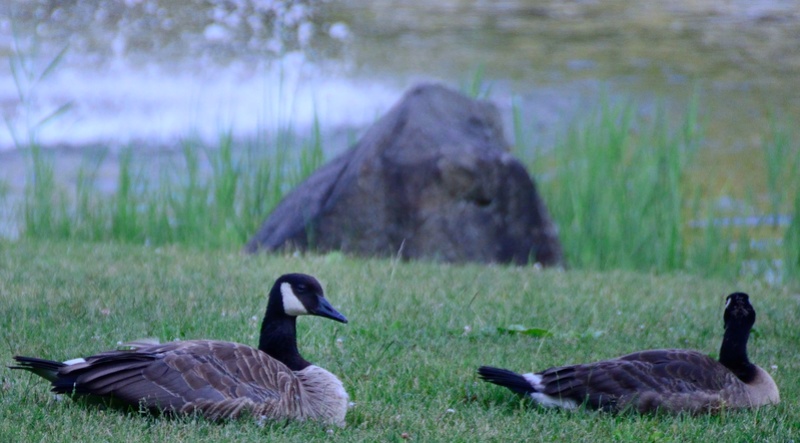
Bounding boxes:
11 273 349 426
478 292 779 414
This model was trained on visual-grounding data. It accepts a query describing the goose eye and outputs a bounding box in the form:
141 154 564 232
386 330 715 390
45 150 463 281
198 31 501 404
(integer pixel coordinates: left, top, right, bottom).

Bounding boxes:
296 284 308 293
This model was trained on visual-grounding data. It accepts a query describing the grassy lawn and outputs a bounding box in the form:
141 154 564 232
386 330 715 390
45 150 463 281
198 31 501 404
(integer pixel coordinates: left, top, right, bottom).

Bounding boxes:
1 241 798 442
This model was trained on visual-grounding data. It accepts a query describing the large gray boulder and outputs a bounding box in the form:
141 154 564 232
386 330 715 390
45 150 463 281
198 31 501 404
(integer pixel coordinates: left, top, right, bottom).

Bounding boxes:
244 83 563 266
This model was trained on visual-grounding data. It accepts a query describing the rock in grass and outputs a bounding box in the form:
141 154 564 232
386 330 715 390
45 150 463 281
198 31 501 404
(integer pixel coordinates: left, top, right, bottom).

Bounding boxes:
244 83 563 266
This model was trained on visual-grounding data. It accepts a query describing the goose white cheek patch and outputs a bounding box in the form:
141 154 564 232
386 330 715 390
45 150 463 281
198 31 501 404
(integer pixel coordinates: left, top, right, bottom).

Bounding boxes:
281 282 308 316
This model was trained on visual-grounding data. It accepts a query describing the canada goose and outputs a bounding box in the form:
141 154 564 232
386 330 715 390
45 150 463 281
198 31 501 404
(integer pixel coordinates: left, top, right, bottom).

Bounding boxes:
10 273 350 426
478 292 779 414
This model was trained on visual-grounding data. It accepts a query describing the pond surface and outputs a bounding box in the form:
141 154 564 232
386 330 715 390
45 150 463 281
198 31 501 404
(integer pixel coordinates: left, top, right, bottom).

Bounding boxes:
0 0 798 236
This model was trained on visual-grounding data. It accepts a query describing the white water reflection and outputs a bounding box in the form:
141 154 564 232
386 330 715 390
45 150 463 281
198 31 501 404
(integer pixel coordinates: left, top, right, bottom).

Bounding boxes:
0 54 399 151
0 0 373 151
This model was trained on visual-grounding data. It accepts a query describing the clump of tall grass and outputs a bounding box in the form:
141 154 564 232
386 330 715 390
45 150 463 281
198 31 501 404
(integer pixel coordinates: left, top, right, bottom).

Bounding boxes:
22 146 68 239
769 124 800 282
517 97 800 282
18 126 324 249
4 35 74 239
786 191 800 278
520 99 698 272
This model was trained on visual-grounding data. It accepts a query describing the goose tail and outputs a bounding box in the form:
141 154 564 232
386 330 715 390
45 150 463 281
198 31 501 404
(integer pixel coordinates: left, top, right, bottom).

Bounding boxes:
478 366 536 395
9 356 66 383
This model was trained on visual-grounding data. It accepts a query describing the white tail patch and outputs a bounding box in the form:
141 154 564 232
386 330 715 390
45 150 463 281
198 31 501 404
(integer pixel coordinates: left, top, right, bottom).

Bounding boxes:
63 358 86 366
522 373 544 389
523 372 578 409
281 282 308 316
531 393 579 409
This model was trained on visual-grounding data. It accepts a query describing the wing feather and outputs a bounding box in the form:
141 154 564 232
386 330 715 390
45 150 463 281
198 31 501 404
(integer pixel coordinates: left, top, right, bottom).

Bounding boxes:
47 340 292 416
22 339 345 423
536 349 736 412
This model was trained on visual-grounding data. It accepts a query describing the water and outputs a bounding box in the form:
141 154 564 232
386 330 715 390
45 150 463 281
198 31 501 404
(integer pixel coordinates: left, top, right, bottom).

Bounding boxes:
0 0 401 151
0 0 798 237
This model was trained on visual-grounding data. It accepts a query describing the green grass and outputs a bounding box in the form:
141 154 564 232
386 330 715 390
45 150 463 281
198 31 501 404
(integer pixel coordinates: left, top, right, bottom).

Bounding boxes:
1 241 798 442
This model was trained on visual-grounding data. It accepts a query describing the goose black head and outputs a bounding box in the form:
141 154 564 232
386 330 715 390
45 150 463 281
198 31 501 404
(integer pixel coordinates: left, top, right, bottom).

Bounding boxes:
273 273 348 323
724 292 755 330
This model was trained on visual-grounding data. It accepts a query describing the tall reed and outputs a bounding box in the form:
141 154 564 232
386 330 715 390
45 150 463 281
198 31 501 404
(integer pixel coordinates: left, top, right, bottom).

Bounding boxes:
778 126 800 282
519 96 800 282
523 99 697 273
17 127 323 250
786 191 800 279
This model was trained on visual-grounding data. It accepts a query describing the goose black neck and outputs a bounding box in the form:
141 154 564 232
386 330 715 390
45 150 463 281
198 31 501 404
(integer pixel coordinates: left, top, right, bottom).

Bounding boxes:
258 308 311 371
718 321 757 383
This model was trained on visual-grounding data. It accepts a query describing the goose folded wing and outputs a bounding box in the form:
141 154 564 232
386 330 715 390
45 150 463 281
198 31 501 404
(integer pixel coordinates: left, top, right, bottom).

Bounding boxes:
536 350 727 410
538 360 647 410
175 343 304 420
619 349 730 391
57 341 292 416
